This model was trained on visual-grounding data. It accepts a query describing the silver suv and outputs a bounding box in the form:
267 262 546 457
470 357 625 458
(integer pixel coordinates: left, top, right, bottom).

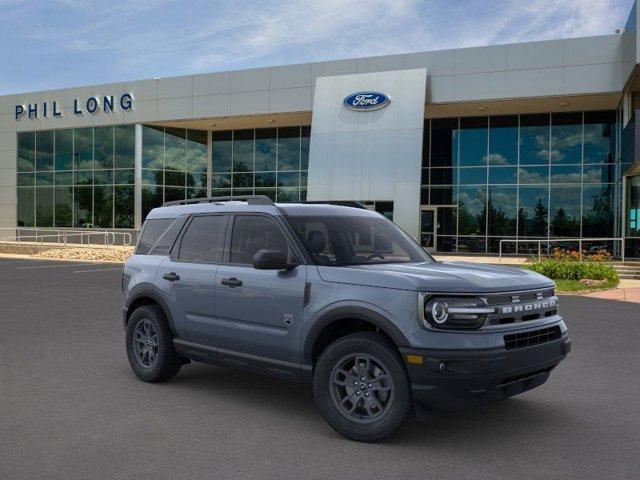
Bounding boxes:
122 195 570 442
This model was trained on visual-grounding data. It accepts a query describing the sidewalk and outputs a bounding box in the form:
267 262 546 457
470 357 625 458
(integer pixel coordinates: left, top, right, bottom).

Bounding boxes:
581 280 640 303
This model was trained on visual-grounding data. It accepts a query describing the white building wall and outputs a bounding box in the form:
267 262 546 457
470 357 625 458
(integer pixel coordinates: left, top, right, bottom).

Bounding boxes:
306 69 426 239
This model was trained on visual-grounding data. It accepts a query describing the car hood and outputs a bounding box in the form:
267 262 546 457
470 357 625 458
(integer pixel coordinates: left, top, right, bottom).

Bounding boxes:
316 261 554 293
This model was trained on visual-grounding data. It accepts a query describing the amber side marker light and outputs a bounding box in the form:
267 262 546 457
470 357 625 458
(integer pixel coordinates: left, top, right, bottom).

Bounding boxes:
406 355 424 365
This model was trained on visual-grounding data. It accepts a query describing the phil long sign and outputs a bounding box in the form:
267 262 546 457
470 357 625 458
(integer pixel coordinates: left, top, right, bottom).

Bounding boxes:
15 93 134 120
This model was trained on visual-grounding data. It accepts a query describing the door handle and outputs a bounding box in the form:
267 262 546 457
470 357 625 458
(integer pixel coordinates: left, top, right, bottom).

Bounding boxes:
221 277 243 287
163 272 180 281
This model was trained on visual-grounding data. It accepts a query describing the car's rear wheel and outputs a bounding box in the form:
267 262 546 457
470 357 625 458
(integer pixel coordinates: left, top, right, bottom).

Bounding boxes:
126 305 181 382
313 331 413 442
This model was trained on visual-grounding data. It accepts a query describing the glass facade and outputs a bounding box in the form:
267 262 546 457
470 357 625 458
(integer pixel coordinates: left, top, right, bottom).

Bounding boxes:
17 125 135 228
211 126 310 203
141 126 208 220
422 111 620 253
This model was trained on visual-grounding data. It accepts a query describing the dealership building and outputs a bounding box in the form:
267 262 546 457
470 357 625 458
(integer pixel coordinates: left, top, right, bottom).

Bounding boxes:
2 5 640 257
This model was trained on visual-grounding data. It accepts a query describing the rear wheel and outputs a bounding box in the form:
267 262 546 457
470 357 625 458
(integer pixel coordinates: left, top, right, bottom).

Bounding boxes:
126 305 181 382
313 332 413 442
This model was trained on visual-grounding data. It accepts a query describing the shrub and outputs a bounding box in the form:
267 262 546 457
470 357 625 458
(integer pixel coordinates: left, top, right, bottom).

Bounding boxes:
524 259 619 283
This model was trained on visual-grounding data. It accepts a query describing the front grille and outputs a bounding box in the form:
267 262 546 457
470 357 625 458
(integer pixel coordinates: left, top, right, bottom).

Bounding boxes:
504 326 561 350
486 289 558 326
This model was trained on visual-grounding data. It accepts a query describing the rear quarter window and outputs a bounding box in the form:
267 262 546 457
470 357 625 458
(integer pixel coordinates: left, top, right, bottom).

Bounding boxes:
136 218 176 254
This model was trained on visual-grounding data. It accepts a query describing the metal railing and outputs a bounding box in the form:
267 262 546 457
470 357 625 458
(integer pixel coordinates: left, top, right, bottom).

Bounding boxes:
498 238 625 262
0 228 132 248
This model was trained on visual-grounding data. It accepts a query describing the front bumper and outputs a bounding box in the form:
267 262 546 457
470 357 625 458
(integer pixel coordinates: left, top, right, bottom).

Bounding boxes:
400 332 571 411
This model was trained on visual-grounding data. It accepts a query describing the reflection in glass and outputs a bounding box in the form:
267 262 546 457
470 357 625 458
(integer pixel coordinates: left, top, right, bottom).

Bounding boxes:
115 125 135 169
488 116 517 166
459 167 486 185
430 118 457 167
35 186 54 227
74 186 92 227
457 186 486 236
54 186 73 227
584 111 615 164
520 114 549 165
74 128 93 170
458 117 487 167
278 127 300 171
582 184 614 237
551 165 581 183
94 186 113 228
186 130 207 173
212 131 232 172
301 126 310 170
17 188 34 227
18 132 35 172
488 186 517 236
55 129 73 170
94 126 114 169
233 130 253 172
115 186 134 228
551 113 582 164
255 128 277 171
488 167 517 184
164 128 186 171
36 130 54 171
550 186 580 237
518 186 548 236
142 126 164 169
519 166 548 184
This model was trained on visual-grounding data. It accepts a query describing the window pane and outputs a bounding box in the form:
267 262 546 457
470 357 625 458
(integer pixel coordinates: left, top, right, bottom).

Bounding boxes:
17 188 34 227
18 132 35 172
114 185 134 228
55 129 73 170
94 169 113 185
458 117 487 166
551 113 582 164
54 186 73 227
488 115 517 166
114 169 134 185
255 172 275 188
430 186 455 205
212 131 232 172
488 166 517 184
255 128 277 171
94 126 114 169
520 114 549 165
74 186 92 227
36 172 53 186
459 167 486 185
75 169 93 185
142 185 163 221
255 188 276 202
142 169 162 185
431 118 457 167
550 185 581 237
18 172 34 187
584 111 615 164
488 186 517 236
55 171 73 186
277 187 299 203
233 172 253 188
142 126 164 169
582 184 614 237
519 166 548 184
187 187 206 199
165 127 186 171
430 168 454 185
164 186 185 202
230 215 288 264
115 124 135 169
212 174 231 188
35 130 54 171
277 171 299 187
551 165 581 183
583 164 615 183
186 129 207 172
518 186 548 236
74 128 93 170
186 171 207 189
457 186 486 235
278 127 300 171
164 170 185 187
233 129 253 172
179 215 228 263
35 186 53 227
301 126 310 170
94 186 113 228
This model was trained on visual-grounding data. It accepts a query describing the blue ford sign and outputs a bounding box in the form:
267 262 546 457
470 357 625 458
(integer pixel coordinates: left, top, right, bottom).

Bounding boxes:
343 91 390 111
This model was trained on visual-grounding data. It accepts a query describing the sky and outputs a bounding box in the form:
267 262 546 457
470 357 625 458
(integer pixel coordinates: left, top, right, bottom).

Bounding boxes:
0 0 636 95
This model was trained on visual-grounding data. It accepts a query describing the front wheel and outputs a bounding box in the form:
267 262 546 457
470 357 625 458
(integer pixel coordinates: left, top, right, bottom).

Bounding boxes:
125 305 181 382
313 332 413 442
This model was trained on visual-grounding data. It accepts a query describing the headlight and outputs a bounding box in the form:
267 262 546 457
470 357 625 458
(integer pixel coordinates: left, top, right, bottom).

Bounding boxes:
423 297 495 329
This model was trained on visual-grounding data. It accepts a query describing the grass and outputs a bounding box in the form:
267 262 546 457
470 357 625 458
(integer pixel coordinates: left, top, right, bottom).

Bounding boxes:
553 278 619 294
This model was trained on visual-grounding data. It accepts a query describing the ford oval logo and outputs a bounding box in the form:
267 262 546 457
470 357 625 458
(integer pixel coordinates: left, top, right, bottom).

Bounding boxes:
343 91 390 111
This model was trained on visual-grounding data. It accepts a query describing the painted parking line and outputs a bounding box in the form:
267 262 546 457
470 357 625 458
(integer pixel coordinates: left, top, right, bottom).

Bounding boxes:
16 262 97 270
74 267 123 274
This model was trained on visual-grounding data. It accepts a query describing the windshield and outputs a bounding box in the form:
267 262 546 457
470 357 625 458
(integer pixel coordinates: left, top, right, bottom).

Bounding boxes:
287 214 433 266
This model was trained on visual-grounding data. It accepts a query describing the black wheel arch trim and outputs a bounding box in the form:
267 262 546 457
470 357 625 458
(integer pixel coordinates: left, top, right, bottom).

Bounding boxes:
303 306 411 365
125 283 177 336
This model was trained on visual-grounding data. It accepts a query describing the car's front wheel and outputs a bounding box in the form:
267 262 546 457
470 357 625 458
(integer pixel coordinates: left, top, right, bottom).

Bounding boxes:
125 305 181 382
313 331 413 442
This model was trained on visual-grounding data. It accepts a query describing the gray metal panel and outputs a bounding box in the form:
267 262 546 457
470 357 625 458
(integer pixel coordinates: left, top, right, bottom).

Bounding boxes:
269 87 312 113
563 35 623 66
356 54 404 73
507 67 564 97
403 50 455 76
270 64 313 89
454 45 507 74
229 90 269 115
454 71 508 101
507 40 564 70
229 67 270 93
193 72 230 96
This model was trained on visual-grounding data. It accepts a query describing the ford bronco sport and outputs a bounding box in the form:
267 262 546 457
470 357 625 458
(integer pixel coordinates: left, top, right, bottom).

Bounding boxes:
122 195 570 442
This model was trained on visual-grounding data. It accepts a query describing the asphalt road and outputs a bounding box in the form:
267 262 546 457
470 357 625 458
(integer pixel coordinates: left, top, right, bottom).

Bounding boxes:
1 258 639 480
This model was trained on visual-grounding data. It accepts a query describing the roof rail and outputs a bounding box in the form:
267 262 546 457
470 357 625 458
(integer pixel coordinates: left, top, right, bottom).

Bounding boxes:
303 201 368 210
162 195 275 207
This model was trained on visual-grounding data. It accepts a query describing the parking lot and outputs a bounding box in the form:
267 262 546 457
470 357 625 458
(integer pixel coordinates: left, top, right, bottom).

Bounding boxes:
1 257 639 480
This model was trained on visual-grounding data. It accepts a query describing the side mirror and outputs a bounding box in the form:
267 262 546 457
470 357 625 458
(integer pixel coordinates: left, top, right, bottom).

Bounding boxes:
252 249 297 271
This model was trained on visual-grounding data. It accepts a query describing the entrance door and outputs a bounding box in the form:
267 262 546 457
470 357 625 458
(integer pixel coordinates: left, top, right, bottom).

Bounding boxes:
420 207 437 252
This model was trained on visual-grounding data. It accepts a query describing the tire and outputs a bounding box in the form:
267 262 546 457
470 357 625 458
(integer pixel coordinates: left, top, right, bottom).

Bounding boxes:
125 305 181 383
313 331 413 442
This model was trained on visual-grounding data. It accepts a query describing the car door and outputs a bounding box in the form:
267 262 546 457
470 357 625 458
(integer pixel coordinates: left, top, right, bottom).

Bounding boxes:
214 214 307 364
158 214 229 347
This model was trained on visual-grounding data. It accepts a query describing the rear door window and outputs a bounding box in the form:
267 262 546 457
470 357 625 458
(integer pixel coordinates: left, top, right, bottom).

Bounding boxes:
149 215 188 255
136 218 175 254
178 215 229 263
